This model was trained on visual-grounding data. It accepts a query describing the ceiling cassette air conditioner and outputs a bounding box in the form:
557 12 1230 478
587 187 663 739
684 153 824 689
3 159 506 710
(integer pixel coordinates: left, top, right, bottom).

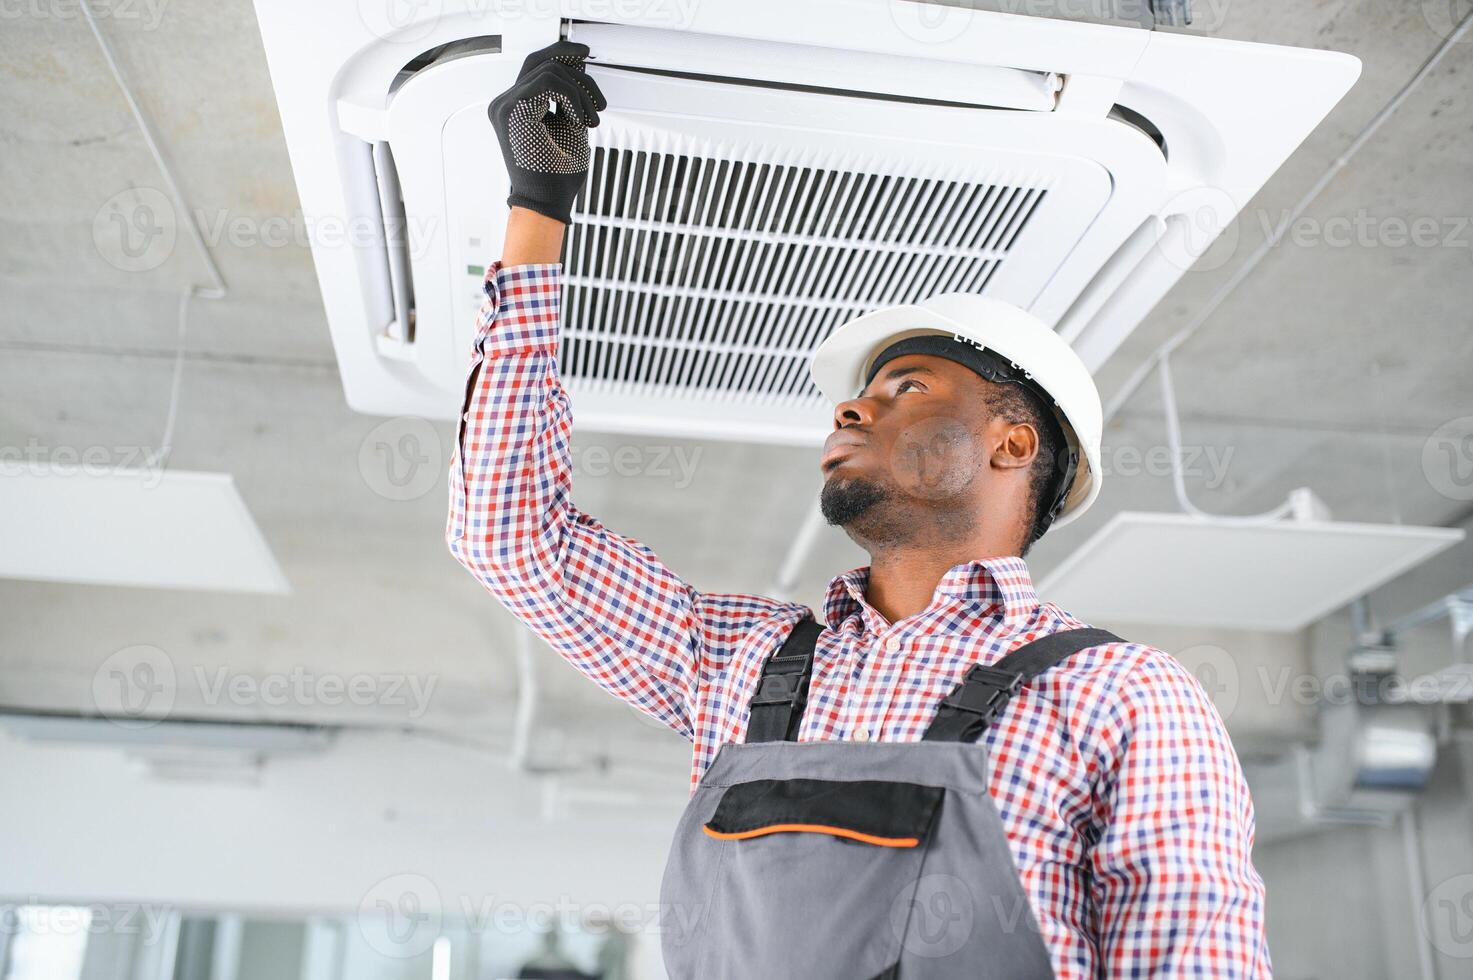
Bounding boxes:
252 0 1359 444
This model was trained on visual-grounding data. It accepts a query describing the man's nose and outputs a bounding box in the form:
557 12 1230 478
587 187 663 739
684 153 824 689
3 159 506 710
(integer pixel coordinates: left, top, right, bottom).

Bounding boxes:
833 396 875 429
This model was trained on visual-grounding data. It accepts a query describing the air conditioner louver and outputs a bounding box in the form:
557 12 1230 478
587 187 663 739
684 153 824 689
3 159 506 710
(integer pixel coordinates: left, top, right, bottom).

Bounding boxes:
560 142 1048 407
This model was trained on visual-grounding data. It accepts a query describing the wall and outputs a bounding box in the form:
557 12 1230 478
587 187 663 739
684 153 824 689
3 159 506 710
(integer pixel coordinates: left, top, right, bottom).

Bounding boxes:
1255 740 1473 980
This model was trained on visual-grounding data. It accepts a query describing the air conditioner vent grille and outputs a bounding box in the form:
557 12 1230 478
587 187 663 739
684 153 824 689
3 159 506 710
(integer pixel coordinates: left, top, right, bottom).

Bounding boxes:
559 142 1048 405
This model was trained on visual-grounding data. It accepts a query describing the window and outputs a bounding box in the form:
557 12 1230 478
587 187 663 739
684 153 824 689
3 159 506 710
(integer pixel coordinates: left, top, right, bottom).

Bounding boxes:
2 906 91 980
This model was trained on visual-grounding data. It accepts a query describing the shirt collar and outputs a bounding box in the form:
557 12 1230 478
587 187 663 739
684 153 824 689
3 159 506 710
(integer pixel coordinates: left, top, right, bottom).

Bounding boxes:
821 555 1041 632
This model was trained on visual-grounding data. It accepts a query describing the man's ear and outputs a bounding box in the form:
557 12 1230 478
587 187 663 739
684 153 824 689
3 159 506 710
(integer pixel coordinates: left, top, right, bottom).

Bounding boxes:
991 420 1039 472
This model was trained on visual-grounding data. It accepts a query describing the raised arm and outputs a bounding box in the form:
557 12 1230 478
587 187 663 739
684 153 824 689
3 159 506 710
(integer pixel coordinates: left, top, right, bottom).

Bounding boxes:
500 205 568 267
447 42 800 739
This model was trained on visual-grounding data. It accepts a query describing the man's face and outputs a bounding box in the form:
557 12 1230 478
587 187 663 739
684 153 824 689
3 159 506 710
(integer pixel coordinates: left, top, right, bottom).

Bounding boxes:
819 353 994 537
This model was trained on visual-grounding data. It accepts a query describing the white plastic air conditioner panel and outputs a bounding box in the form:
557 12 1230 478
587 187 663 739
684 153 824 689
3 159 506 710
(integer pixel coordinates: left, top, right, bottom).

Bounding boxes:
402 67 1166 441
251 0 1360 434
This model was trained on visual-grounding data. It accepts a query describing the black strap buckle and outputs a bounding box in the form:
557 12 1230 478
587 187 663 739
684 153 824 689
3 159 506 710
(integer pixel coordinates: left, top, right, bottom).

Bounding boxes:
751 670 804 707
746 617 824 743
964 664 1025 696
935 665 1024 725
924 628 1126 742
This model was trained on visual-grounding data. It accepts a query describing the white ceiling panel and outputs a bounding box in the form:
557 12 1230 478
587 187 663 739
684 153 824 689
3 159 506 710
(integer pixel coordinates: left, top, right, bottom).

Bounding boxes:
1039 511 1464 631
0 467 289 595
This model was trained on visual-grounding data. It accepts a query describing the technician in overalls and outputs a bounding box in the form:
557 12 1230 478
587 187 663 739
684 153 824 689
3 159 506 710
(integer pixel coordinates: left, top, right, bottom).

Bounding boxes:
450 45 1270 979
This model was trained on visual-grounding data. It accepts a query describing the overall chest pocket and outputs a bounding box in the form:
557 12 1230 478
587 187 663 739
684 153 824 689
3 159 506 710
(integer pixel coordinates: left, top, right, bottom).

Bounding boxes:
672 777 944 980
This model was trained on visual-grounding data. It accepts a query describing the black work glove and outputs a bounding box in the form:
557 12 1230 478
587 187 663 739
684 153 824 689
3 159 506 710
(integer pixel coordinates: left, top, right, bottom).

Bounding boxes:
488 40 607 225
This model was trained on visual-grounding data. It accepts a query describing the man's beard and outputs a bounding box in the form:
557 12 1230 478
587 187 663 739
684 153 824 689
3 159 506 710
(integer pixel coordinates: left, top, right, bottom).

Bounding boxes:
821 472 978 551
820 475 890 530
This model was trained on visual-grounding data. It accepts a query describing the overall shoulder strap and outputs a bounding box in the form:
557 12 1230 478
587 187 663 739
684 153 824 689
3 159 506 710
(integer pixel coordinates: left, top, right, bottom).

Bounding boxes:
745 616 823 743
923 628 1123 743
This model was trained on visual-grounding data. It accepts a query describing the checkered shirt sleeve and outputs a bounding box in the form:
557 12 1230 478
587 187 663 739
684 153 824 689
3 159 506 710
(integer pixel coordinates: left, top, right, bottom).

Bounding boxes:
446 262 798 740
1088 651 1272 976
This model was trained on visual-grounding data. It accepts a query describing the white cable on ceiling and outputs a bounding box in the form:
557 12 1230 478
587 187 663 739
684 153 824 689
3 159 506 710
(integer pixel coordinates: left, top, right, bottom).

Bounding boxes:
1158 351 1294 523
79 0 226 299
79 0 229 473
143 287 194 472
1103 8 1473 427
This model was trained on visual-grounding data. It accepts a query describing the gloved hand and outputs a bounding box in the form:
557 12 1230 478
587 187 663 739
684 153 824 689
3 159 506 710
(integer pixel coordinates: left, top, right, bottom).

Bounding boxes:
488 40 607 225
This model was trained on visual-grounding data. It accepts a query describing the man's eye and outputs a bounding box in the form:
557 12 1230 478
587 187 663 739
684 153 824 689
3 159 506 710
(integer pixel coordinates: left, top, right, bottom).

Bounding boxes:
896 379 923 394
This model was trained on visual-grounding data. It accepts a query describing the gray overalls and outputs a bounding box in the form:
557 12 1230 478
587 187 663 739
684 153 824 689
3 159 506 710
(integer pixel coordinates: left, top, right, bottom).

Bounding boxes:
659 618 1122 979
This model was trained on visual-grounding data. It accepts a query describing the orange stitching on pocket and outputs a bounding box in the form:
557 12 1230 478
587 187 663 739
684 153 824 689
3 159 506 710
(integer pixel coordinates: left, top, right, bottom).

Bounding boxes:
702 823 920 848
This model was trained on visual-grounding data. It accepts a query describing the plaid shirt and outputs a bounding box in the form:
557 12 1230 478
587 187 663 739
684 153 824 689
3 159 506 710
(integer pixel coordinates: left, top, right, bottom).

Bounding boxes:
447 262 1271 979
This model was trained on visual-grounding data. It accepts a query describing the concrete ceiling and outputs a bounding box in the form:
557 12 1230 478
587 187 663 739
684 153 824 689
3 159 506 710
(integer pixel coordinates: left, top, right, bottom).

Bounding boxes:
2 0 1471 810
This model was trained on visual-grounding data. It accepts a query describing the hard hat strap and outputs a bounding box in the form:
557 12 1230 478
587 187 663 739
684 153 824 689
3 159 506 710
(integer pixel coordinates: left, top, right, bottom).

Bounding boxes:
865 334 1078 541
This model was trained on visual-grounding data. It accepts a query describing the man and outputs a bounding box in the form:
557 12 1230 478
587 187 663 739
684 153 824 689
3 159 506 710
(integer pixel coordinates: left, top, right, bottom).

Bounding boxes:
449 42 1270 979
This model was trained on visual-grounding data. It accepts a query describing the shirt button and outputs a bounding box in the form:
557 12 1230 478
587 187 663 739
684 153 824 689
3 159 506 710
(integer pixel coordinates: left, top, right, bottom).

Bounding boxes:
853 730 870 742
462 412 470 422
884 636 901 654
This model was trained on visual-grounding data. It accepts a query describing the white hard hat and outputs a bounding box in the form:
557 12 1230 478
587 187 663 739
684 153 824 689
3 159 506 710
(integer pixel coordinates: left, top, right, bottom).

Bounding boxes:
808 294 1103 529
